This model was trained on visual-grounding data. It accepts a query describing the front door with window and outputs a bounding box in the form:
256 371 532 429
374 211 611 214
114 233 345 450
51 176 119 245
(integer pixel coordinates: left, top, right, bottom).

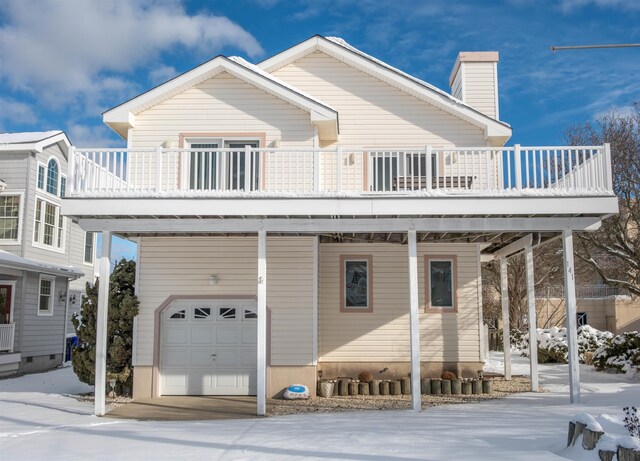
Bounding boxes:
0 285 11 324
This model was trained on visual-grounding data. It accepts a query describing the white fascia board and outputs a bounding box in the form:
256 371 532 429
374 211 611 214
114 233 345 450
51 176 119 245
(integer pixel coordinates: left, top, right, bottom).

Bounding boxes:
0 132 71 156
103 55 336 133
224 63 336 121
77 216 604 234
259 36 511 143
63 196 618 220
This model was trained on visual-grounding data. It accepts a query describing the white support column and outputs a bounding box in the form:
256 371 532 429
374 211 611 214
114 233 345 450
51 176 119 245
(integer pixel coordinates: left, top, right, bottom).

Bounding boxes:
95 231 111 416
257 229 267 416
500 258 511 380
563 229 581 403
407 229 421 412
525 245 539 391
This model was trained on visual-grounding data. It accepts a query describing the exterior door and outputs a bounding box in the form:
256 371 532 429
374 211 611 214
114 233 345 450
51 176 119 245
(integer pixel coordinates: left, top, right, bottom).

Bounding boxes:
0 285 11 324
160 299 258 396
226 142 259 191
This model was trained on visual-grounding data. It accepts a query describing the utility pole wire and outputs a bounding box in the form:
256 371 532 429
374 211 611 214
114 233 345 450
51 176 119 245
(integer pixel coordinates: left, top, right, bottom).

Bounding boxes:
551 44 640 52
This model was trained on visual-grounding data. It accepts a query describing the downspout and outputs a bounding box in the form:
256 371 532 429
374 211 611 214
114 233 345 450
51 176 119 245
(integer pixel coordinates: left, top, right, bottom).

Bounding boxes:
61 278 71 362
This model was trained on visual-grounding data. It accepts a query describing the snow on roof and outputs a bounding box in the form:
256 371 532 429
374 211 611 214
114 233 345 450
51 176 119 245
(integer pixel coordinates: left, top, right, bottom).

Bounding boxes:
0 131 63 145
325 37 510 128
0 250 84 278
227 56 336 112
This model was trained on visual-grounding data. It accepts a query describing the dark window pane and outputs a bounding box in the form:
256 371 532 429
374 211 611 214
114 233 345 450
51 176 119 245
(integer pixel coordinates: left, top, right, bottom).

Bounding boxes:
430 261 453 307
345 260 368 307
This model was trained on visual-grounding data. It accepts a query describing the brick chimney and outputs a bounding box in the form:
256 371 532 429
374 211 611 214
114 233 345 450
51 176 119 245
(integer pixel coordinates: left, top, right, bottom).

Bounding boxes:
449 52 500 120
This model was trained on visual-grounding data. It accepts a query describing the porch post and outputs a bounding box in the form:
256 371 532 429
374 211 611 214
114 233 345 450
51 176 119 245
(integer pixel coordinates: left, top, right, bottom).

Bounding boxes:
257 229 267 416
525 245 538 391
95 231 111 416
499 258 511 380
407 229 421 411
562 229 581 403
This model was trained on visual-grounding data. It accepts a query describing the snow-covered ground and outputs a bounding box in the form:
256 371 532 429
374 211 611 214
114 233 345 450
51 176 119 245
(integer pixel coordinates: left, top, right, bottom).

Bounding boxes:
0 354 638 461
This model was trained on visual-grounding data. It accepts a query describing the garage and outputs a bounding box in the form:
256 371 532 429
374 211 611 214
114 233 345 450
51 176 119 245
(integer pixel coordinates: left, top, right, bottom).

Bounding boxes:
160 299 257 396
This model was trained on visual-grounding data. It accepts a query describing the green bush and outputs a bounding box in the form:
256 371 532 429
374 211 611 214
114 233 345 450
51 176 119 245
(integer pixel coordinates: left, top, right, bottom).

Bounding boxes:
593 331 640 374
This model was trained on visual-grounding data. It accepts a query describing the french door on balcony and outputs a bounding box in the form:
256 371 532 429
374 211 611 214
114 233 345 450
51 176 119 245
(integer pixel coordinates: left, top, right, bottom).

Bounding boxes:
370 151 436 191
188 139 260 191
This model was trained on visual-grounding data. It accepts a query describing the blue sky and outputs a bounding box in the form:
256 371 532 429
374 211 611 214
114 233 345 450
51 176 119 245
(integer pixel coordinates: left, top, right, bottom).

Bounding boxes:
1 0 638 259
0 0 638 147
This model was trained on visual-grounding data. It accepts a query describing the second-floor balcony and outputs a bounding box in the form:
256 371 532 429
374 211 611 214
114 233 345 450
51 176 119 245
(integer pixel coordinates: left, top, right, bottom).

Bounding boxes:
67 144 614 199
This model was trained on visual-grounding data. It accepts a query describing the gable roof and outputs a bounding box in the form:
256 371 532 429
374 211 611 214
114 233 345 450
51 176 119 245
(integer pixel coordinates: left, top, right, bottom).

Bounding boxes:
103 55 339 141
259 35 512 145
0 130 71 155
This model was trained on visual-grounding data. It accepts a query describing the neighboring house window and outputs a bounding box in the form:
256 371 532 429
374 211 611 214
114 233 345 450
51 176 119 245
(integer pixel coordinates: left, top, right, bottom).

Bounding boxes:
426 255 458 311
0 195 20 241
37 165 45 190
60 176 66 198
33 198 64 249
84 232 95 264
46 159 59 195
577 312 588 327
340 255 373 312
38 275 55 316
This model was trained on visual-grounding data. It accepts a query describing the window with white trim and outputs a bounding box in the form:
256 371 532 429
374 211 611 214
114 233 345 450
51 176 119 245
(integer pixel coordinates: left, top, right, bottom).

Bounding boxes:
33 198 64 250
84 232 95 264
36 159 66 198
0 195 20 242
46 159 59 195
426 256 457 310
37 165 45 190
38 275 55 316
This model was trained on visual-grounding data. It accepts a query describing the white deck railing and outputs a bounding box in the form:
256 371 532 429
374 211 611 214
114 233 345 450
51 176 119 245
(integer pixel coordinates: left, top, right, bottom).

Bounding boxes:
0 323 15 352
67 144 613 197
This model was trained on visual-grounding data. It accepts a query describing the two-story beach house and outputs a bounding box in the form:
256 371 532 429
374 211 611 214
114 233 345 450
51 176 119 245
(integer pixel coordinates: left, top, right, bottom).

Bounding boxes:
61 36 617 416
1 131 96 376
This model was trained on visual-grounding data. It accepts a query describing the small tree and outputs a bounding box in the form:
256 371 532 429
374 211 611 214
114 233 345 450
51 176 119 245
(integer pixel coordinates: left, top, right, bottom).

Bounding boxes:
72 259 139 396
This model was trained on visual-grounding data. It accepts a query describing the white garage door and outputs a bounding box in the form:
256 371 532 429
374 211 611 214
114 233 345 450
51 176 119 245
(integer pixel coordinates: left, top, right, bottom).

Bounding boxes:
160 299 257 396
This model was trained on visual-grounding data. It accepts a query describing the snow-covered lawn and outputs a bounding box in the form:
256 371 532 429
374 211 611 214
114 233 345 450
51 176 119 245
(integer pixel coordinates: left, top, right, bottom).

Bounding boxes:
0 355 638 461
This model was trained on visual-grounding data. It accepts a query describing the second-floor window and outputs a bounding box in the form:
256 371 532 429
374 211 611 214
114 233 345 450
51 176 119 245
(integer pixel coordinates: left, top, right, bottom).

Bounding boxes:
46 159 59 195
84 232 95 264
33 198 64 250
0 195 20 242
37 158 66 198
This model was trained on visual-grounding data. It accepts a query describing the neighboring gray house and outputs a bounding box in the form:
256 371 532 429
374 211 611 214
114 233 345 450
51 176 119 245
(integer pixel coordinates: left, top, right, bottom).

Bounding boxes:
0 131 96 376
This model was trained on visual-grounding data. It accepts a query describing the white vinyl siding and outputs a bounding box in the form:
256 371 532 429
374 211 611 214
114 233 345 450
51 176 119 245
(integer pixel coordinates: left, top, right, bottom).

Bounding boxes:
319 243 480 363
129 72 314 149
272 51 487 148
135 236 315 367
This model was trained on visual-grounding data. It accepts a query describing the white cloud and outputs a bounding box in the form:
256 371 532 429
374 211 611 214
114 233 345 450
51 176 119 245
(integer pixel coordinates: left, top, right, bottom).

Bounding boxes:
149 65 178 86
0 97 37 128
0 0 263 107
558 0 640 12
66 123 123 148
